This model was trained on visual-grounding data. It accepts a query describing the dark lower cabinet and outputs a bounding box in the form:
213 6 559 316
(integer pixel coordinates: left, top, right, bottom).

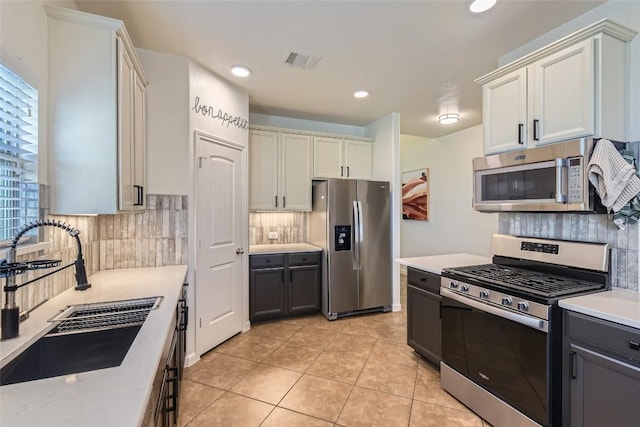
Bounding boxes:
146 284 188 427
563 310 640 427
406 267 442 366
250 251 321 321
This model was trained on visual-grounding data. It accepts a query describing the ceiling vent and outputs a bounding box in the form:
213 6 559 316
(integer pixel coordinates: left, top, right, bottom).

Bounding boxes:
283 52 322 70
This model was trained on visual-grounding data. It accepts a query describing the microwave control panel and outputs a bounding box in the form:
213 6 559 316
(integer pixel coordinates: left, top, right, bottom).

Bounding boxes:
567 157 583 203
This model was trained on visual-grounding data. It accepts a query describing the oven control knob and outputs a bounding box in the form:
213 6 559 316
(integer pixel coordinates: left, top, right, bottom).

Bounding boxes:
461 284 469 292
479 290 490 299
501 297 513 306
449 281 458 289
517 301 529 311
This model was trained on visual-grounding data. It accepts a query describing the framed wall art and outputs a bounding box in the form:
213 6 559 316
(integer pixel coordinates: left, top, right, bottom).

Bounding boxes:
402 168 429 220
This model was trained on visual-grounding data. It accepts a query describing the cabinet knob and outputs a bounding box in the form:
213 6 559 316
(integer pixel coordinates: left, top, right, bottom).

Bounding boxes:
236 248 245 254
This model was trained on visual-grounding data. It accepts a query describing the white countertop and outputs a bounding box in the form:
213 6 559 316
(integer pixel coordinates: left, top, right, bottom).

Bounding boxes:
396 253 492 275
249 243 323 254
0 265 188 427
559 289 640 330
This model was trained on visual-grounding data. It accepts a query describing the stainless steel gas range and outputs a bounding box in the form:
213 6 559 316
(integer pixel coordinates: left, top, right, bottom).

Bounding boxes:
440 234 610 427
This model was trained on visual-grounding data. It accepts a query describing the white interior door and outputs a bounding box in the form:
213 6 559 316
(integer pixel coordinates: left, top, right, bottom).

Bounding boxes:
195 132 245 356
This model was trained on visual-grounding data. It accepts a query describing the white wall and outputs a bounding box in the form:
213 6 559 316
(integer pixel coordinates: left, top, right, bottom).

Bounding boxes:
0 0 77 185
365 113 402 311
400 125 497 258
499 0 640 141
136 49 190 195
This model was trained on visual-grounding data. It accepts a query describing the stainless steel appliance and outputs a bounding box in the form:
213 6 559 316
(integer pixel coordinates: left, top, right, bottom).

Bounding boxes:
309 179 391 320
440 234 610 427
473 138 621 212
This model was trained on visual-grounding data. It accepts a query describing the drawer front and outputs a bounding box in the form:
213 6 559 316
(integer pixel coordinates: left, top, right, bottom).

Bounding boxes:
250 254 285 269
288 252 320 266
407 267 440 294
566 311 640 363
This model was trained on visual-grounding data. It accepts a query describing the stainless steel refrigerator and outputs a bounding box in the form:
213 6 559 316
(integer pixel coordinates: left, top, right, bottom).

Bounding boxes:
309 179 391 320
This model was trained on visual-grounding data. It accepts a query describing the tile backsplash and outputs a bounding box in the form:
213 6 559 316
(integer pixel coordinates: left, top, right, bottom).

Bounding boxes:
249 212 307 244
498 212 639 291
98 195 188 270
5 193 188 314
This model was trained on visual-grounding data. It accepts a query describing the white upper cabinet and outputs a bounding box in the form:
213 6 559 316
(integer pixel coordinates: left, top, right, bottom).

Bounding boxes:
482 68 528 154
313 137 372 179
531 39 595 145
46 6 148 214
477 20 636 155
249 130 311 211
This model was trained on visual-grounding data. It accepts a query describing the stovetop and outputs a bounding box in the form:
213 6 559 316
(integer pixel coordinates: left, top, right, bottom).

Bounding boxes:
443 263 605 300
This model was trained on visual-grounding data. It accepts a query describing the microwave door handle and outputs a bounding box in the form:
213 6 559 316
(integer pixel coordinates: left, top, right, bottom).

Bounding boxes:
555 158 568 203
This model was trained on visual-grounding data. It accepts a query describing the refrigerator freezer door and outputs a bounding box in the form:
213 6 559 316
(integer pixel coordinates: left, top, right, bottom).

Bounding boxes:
357 180 391 310
327 179 359 314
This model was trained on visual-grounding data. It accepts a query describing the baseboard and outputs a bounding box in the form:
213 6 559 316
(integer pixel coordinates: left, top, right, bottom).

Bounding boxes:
184 352 200 367
392 303 402 312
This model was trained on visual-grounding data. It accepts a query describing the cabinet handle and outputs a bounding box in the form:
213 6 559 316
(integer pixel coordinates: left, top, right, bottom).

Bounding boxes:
346 166 350 177
290 270 293 282
630 341 640 351
518 124 524 144
341 166 344 177
133 185 143 206
533 119 539 141
569 351 577 379
283 196 286 208
275 196 278 207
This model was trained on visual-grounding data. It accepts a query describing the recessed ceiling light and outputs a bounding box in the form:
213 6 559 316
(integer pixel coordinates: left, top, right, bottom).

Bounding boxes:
469 0 497 13
353 90 369 98
439 113 460 124
230 65 251 77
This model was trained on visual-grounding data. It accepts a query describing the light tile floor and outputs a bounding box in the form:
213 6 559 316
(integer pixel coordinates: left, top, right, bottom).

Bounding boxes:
180 277 492 426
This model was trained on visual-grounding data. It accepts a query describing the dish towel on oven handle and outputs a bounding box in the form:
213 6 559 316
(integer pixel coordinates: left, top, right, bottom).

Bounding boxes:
588 138 640 228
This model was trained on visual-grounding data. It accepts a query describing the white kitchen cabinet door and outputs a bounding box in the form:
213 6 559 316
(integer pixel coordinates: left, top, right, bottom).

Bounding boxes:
133 72 146 209
118 36 135 211
249 130 279 210
46 6 148 214
280 133 311 210
482 68 528 154
531 38 594 145
313 137 343 178
344 140 372 179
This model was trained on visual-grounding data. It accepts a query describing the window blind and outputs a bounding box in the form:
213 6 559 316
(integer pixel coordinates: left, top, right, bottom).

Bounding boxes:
0 64 38 243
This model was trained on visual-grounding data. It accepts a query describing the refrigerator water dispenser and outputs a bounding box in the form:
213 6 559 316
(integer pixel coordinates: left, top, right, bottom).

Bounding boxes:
334 225 351 251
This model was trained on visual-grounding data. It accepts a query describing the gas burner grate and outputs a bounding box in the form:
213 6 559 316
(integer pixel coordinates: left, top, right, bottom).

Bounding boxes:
447 264 604 298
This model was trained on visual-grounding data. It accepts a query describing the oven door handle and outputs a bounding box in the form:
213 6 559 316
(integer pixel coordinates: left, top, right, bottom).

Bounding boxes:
441 288 548 333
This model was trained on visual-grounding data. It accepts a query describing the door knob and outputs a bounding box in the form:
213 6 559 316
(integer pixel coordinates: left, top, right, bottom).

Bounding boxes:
236 248 245 254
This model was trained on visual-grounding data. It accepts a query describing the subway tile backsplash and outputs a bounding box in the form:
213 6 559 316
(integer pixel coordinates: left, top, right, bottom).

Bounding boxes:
5 192 188 314
498 212 639 291
98 195 189 270
249 212 307 245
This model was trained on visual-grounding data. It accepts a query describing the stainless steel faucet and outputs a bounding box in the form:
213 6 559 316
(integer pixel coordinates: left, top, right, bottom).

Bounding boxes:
1 220 91 340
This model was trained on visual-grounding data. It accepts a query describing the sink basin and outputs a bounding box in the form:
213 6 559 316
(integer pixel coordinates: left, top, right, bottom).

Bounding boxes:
0 297 162 386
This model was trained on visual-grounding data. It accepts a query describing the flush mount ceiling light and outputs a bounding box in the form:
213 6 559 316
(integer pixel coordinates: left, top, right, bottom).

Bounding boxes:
439 113 460 124
470 0 497 13
353 90 370 99
230 65 251 77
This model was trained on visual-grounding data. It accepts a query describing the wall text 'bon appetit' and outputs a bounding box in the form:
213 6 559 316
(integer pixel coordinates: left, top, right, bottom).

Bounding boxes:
192 96 248 130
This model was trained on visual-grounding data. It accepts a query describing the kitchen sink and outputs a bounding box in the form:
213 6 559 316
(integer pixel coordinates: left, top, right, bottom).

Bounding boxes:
0 297 162 386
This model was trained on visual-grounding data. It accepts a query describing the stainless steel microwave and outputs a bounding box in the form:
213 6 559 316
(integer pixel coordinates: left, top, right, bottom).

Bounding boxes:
473 138 605 212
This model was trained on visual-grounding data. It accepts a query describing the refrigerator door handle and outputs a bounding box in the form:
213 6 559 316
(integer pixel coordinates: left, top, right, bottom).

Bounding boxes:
356 201 363 270
352 201 359 270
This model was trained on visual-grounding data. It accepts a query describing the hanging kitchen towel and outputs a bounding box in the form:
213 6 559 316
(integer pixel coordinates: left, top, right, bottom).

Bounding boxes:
588 139 640 213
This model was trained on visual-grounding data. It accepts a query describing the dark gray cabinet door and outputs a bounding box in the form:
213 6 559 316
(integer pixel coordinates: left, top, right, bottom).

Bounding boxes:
569 343 640 427
406 268 442 366
288 264 320 314
564 310 640 427
249 268 285 321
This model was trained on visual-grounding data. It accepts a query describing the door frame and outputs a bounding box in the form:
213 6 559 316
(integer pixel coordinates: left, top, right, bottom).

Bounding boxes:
191 130 249 358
